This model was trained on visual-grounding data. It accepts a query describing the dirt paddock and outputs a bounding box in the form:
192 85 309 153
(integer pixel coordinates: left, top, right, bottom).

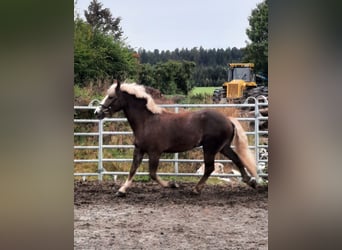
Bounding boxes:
74 180 268 249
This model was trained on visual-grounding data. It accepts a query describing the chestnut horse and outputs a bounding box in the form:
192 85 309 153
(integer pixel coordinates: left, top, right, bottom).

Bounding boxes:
95 82 261 196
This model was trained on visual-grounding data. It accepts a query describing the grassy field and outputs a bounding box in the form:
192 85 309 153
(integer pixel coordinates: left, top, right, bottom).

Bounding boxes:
189 86 217 96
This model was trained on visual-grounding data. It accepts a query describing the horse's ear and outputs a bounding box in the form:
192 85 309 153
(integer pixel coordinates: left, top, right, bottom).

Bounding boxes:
116 80 121 93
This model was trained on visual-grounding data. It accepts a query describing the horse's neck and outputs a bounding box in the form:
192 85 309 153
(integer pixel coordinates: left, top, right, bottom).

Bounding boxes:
123 102 153 133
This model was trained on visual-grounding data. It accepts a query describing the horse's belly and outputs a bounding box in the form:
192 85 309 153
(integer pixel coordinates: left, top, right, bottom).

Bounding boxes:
164 145 195 153
163 137 201 153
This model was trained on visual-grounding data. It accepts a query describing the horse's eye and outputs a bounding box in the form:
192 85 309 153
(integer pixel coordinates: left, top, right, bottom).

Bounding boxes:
108 96 114 99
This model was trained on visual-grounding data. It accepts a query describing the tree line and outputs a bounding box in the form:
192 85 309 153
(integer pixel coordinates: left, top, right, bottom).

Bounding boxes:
74 0 268 95
138 47 244 88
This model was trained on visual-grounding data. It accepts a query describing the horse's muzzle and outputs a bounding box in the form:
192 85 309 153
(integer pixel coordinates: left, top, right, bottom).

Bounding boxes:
94 107 106 119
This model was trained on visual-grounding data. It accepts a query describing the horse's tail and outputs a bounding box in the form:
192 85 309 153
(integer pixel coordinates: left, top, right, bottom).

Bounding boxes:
229 117 261 183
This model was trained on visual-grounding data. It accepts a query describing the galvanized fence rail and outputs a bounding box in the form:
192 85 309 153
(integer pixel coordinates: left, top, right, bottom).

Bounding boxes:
74 98 268 181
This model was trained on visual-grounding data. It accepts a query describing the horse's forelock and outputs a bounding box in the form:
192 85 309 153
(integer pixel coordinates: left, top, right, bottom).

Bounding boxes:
107 83 163 114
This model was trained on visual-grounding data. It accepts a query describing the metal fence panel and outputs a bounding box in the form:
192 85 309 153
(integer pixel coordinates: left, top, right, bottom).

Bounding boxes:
74 100 268 180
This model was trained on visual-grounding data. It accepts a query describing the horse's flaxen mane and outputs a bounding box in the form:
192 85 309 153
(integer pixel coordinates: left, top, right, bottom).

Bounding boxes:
108 83 164 114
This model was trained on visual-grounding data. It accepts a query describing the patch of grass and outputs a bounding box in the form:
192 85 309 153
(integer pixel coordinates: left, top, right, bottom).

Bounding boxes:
74 84 106 105
189 87 217 95
133 175 151 182
178 86 218 104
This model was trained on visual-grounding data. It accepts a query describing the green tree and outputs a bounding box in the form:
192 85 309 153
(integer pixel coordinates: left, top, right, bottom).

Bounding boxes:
154 61 177 94
84 0 123 40
138 60 195 95
91 31 138 81
74 17 138 85
244 0 268 75
74 18 98 85
175 60 196 94
138 63 156 87
75 0 140 86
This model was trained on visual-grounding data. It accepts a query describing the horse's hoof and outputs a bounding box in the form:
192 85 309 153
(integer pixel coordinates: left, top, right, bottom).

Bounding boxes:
191 188 201 195
169 181 179 188
248 178 257 189
115 191 126 197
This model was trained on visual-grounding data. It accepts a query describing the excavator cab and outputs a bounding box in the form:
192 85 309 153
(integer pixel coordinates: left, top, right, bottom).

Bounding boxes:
223 63 257 99
228 64 255 82
213 63 267 103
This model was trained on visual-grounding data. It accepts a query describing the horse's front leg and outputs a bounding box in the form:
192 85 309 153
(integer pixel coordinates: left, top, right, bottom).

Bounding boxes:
116 147 144 197
148 153 179 189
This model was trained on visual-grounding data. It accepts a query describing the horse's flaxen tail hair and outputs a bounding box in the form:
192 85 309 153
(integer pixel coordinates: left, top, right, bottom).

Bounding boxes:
229 117 258 179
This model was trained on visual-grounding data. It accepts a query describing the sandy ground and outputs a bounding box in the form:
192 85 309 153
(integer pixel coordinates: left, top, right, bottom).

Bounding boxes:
74 181 268 250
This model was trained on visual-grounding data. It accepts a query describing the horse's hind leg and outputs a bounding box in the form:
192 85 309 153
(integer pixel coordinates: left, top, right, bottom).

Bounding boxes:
148 153 179 189
117 147 144 196
220 145 255 187
193 151 215 194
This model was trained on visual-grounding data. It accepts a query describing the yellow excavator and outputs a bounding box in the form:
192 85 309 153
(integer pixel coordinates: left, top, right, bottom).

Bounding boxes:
213 63 268 103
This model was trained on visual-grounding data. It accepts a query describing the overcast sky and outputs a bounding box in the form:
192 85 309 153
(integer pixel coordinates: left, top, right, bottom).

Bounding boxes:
75 0 263 51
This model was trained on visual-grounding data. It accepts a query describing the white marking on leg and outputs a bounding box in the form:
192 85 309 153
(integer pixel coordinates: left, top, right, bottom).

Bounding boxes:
155 176 169 187
118 179 133 193
256 176 263 185
250 176 263 184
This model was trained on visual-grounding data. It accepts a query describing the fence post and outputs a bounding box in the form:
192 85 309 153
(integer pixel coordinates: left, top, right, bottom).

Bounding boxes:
98 119 104 181
174 106 179 174
254 99 260 174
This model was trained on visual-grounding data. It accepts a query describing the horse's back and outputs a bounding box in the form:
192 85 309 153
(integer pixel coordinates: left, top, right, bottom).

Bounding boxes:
164 109 231 134
197 109 233 133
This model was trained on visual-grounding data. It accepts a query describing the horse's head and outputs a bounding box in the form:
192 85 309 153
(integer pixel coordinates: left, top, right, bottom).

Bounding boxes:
94 82 125 119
